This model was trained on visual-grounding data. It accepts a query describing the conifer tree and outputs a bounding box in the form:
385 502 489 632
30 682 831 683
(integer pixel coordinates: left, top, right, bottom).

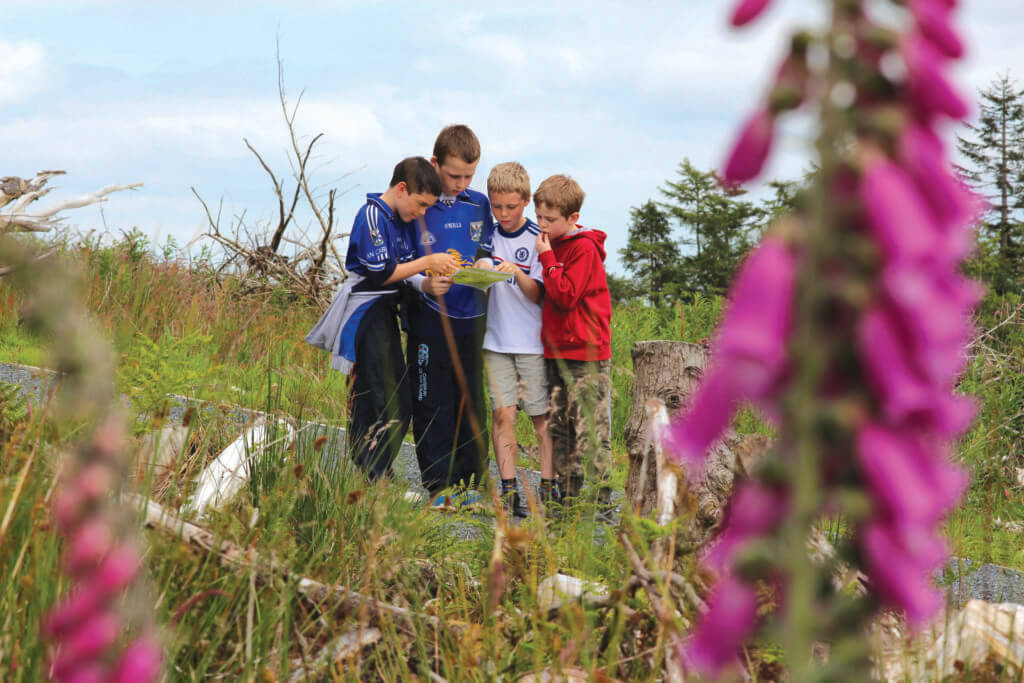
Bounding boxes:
957 74 1024 292
619 200 680 305
659 159 763 297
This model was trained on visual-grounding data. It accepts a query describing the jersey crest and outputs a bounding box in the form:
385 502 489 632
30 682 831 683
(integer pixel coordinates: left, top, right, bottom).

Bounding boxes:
470 220 483 242
368 221 383 247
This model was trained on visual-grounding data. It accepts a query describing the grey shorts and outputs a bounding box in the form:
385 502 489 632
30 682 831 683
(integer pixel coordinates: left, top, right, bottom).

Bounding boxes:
484 351 549 416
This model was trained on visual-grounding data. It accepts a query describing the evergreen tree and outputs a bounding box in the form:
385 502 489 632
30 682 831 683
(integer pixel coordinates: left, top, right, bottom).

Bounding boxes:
659 159 763 298
618 200 681 306
957 74 1024 293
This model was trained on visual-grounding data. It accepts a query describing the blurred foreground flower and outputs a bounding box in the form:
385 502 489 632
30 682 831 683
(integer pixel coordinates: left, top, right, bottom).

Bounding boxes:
671 0 979 677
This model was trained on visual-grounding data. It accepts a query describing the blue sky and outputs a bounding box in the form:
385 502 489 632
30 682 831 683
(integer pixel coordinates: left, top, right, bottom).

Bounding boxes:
3 0 1023 274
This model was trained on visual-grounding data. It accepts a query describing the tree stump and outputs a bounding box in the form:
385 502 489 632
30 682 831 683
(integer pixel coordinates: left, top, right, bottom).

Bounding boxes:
624 341 709 516
623 340 774 547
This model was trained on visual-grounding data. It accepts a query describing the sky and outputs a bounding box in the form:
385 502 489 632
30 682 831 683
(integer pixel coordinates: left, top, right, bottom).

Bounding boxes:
3 0 1023 274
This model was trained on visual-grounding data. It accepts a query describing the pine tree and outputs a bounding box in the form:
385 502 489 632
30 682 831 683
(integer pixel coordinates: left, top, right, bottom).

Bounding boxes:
659 159 763 298
619 200 681 306
957 74 1024 293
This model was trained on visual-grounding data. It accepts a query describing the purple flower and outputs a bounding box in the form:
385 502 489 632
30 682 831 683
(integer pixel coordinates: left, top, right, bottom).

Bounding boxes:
705 482 790 570
669 239 794 464
860 520 948 624
729 0 774 27
51 611 120 678
881 265 980 384
858 306 934 424
898 125 973 235
910 0 965 59
904 35 970 120
112 634 163 683
681 575 760 674
723 108 775 184
857 423 968 525
860 159 941 263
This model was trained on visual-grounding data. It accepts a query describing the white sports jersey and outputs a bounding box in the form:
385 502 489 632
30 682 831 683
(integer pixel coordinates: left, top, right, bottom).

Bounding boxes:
483 218 545 354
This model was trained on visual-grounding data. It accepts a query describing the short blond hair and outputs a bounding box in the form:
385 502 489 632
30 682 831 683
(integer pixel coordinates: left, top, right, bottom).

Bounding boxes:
487 162 531 200
533 174 585 217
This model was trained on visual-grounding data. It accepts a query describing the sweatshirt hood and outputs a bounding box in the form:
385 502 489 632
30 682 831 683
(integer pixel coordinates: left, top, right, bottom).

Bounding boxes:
560 226 607 261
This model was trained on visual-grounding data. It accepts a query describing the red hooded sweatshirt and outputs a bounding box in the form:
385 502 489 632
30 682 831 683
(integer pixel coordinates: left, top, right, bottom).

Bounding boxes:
537 226 612 361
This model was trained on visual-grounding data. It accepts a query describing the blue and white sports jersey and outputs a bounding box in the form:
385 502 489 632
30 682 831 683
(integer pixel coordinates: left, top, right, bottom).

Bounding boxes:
413 188 495 322
305 193 416 375
483 218 545 354
345 193 416 286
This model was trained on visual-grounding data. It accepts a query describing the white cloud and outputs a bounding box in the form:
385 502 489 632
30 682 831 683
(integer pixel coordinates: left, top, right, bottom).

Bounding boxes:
0 40 49 104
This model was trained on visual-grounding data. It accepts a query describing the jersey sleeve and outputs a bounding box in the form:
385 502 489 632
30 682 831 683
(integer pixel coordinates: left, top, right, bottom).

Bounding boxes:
347 205 397 285
476 197 495 256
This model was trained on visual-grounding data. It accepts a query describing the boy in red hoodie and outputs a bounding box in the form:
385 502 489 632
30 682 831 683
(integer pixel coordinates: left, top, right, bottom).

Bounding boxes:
534 175 613 509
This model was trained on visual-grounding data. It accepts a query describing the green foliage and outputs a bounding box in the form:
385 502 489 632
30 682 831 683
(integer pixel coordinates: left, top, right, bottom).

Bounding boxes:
117 329 222 423
659 159 764 298
0 380 29 443
619 200 681 306
957 73 1024 294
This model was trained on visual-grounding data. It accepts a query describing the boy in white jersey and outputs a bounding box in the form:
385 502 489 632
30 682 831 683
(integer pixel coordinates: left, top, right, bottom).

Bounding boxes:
482 162 554 516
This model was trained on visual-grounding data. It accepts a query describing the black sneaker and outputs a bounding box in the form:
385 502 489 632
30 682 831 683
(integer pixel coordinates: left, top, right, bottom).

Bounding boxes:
502 489 530 518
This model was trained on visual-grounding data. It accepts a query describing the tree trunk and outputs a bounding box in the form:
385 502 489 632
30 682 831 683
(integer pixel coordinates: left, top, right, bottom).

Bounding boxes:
624 340 774 547
624 341 709 516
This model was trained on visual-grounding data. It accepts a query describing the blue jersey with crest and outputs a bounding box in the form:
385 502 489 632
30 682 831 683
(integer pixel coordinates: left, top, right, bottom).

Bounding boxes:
345 193 416 288
412 188 494 325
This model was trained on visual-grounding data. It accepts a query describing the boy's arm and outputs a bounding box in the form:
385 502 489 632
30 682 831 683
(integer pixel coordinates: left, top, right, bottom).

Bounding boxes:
493 261 543 304
537 241 600 310
383 252 457 286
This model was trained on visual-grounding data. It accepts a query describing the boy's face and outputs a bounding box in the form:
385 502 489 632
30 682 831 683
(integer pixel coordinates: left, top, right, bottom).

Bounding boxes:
535 202 578 241
394 183 437 222
432 156 478 196
489 191 530 232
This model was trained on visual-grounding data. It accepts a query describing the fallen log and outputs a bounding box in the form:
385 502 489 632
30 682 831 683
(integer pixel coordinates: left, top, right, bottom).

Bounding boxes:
125 493 469 639
287 625 382 682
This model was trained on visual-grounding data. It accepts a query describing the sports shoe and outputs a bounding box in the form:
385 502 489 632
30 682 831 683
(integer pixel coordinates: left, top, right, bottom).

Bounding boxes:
502 489 530 518
430 489 482 511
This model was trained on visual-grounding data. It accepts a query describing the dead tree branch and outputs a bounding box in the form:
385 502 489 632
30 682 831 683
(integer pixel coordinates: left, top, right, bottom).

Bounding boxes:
1 170 141 234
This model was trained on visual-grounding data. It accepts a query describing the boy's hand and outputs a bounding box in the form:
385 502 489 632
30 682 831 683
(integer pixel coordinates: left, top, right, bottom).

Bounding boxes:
425 252 459 276
474 257 494 269
536 231 551 255
423 276 453 296
494 261 519 275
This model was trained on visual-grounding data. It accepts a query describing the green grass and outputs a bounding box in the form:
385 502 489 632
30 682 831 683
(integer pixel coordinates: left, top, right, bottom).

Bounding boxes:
4 234 1024 680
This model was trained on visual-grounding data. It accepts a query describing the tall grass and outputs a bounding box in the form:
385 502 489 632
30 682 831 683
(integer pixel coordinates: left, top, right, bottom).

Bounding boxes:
2 234 1022 680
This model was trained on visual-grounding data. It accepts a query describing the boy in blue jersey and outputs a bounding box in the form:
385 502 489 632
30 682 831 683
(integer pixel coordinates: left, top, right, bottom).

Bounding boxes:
305 157 458 480
405 124 495 501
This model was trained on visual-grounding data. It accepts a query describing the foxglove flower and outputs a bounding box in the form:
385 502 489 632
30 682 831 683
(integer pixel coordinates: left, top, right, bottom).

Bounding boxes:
904 35 970 120
704 482 790 570
45 419 162 683
730 0 774 28
860 159 941 262
669 238 795 464
857 423 967 525
680 575 760 673
910 0 965 59
723 108 775 184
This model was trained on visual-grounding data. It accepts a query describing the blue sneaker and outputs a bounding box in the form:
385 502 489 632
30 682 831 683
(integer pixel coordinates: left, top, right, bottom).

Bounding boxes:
430 490 481 511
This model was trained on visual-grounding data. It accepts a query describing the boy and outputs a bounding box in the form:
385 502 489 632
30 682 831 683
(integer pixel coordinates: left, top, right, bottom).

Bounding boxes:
533 174 614 510
305 157 458 480
482 162 554 516
405 125 495 502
